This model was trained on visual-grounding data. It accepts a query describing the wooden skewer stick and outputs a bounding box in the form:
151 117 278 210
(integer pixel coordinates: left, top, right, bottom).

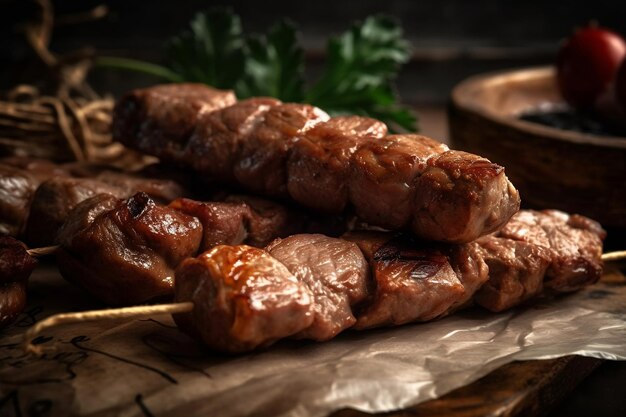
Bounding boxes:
601 251 626 262
23 302 194 356
27 245 59 257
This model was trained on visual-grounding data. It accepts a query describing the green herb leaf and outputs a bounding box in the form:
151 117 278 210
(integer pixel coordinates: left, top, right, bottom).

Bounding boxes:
236 20 305 102
165 8 245 89
306 15 417 131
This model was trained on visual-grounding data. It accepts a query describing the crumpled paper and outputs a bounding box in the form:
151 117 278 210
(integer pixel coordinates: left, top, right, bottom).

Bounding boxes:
0 265 624 417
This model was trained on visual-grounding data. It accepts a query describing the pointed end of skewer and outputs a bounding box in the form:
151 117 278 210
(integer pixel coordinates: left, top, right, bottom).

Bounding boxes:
27 245 59 257
601 250 626 263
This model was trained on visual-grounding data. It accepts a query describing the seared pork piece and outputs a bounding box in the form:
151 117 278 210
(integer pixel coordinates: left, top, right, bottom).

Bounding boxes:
1 156 68 180
57 193 203 305
171 196 308 250
174 245 313 353
95 170 187 202
349 135 448 229
184 98 280 182
287 116 387 213
343 232 469 329
24 177 128 247
0 236 36 285
495 210 605 293
266 234 370 341
24 169 187 247
0 164 40 236
0 236 36 327
235 104 329 196
473 237 551 312
113 83 236 162
0 282 27 328
413 150 521 243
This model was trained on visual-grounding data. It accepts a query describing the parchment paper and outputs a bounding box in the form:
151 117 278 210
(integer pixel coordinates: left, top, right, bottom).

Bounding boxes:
1 265 625 417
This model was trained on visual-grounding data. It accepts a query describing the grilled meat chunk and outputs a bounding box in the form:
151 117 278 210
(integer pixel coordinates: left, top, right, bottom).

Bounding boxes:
473 237 552 312
343 232 469 329
24 177 128 247
95 170 187 203
266 234 370 341
174 245 313 353
0 164 41 236
170 196 308 250
412 150 521 243
24 169 188 247
0 236 37 327
184 98 280 182
236 103 329 196
287 116 387 212
495 209 605 293
349 135 448 229
0 282 27 328
57 193 203 305
0 236 36 286
113 83 236 163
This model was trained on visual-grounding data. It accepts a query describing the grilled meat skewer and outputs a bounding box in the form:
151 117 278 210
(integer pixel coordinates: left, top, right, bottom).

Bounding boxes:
113 84 521 243
23 209 608 354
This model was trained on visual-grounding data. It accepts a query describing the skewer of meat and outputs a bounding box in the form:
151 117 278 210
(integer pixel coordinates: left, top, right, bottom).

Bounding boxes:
23 209 620 354
113 84 521 243
54 191 345 305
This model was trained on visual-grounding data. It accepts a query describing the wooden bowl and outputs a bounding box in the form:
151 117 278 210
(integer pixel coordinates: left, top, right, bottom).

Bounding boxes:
448 66 626 229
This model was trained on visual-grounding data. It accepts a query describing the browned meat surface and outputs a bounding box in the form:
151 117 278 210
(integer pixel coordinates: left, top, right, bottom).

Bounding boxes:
24 168 188 247
0 164 40 236
114 85 521 243
184 98 280 182
57 193 203 305
95 171 186 202
171 196 309 250
0 282 27 328
0 236 36 327
413 150 521 243
446 241 490 310
0 156 68 180
287 116 387 213
0 236 37 285
495 210 605 293
235 104 329 196
170 199 250 249
343 231 467 329
349 135 448 229
113 83 236 163
24 177 128 247
174 245 313 353
473 237 552 312
266 234 370 341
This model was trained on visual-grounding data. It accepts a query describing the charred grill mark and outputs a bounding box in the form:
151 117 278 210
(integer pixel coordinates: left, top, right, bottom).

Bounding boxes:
373 239 447 280
126 192 154 219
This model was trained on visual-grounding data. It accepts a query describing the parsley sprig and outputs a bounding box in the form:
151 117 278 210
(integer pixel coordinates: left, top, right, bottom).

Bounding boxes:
97 9 417 131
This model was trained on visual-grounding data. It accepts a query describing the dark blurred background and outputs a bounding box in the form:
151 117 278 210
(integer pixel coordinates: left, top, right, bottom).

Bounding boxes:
1 0 626 104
